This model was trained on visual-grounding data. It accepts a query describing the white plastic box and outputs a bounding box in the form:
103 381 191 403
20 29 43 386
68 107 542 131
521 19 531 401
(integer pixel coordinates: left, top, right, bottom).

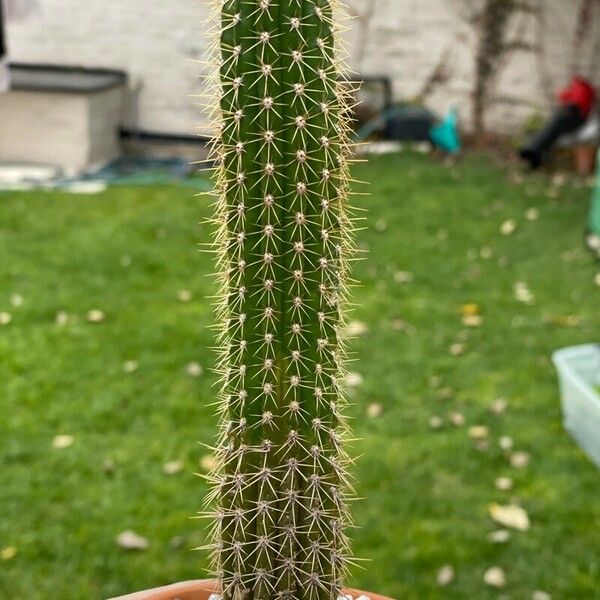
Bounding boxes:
0 65 126 175
552 344 600 468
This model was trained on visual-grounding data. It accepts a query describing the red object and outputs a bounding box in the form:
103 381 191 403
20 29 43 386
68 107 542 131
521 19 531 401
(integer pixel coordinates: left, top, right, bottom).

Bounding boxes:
559 76 596 119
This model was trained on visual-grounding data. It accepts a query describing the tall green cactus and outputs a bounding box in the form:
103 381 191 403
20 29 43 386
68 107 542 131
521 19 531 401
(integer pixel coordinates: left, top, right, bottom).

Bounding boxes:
206 1 356 599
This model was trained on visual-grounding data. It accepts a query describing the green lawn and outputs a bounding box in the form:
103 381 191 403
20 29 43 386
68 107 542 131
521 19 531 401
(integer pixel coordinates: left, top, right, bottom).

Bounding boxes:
1 152 599 599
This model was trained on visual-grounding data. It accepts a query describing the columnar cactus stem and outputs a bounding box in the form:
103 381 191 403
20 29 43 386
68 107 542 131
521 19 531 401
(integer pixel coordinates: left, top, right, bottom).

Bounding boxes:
206 2 356 599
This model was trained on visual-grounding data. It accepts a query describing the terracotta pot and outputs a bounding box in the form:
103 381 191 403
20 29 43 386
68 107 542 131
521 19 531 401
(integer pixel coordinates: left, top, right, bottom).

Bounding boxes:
573 144 598 176
109 579 394 600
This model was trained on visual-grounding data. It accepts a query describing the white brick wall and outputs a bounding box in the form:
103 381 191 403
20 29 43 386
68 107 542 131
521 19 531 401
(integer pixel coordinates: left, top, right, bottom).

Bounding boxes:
344 0 576 133
6 0 210 135
4 0 591 136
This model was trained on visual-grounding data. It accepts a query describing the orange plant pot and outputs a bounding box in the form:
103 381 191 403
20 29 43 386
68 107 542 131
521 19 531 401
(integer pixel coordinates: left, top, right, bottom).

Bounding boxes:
573 144 598 176
109 579 395 600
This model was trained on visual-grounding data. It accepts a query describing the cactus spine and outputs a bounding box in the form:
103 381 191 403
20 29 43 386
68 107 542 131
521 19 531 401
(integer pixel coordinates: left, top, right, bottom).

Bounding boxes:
206 1 356 599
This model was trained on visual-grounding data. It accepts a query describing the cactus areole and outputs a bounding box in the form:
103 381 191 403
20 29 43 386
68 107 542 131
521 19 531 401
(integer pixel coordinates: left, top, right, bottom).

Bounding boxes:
207 1 357 599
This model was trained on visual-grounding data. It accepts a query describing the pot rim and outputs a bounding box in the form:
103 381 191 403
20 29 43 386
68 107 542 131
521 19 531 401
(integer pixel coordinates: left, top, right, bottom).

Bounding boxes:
108 579 395 600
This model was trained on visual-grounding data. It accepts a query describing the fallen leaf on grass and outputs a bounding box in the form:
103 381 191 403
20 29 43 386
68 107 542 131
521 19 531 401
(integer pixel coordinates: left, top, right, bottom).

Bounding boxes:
543 314 581 328
375 218 388 232
429 376 441 389
10 293 24 308
438 387 454 400
511 172 524 185
429 416 444 430
344 320 369 337
462 314 484 327
510 451 530 469
103 458 116 474
449 343 466 357
394 271 414 284
345 372 364 388
123 360 139 374
490 399 507 417
436 565 455 587
200 454 218 471
480 246 493 259
392 319 406 331
489 503 530 531
177 289 193 303
495 477 513 491
500 219 517 236
514 282 535 305
469 425 489 440
390 318 416 335
0 312 12 325
461 303 480 316
488 529 511 544
474 440 490 451
87 309 105 323
52 435 74 449
587 230 600 249
186 362 203 377
163 460 184 476
55 311 69 326
449 412 465 427
367 403 383 418
1 547 17 560
117 530 149 551
484 566 506 588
